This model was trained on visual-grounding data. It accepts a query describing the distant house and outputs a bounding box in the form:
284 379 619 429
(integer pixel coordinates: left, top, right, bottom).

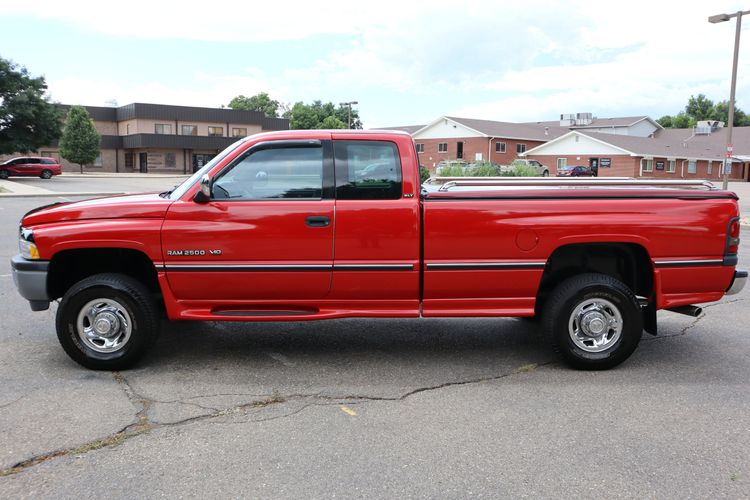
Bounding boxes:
384 113 666 173
523 121 749 181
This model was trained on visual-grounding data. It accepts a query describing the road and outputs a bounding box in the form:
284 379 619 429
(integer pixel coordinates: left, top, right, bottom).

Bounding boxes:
0 180 748 498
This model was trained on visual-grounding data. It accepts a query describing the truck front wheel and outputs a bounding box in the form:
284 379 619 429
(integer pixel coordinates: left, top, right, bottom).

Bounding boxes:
543 273 642 370
56 273 160 370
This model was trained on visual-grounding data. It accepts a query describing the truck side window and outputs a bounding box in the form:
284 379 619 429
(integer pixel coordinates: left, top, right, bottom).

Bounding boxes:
334 140 402 200
212 146 323 200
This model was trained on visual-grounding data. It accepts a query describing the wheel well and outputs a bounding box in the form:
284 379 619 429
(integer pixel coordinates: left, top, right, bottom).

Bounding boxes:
536 243 653 312
47 248 161 300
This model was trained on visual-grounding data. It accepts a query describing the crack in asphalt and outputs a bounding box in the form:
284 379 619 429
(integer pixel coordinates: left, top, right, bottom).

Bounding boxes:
0 361 551 477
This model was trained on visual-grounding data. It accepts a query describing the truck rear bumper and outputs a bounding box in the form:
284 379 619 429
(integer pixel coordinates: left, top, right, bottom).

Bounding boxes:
726 268 748 295
10 254 51 311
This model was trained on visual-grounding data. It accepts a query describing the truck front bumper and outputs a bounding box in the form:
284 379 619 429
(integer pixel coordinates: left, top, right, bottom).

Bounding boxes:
10 254 51 311
726 268 748 296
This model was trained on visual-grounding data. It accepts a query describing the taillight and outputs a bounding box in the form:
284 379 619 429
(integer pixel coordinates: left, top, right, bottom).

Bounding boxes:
726 217 740 255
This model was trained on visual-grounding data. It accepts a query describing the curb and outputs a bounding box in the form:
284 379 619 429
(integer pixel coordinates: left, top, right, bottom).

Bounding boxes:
0 192 127 198
60 174 189 179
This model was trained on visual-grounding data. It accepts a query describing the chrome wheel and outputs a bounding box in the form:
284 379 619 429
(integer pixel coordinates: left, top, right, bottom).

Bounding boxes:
568 298 623 353
76 298 133 353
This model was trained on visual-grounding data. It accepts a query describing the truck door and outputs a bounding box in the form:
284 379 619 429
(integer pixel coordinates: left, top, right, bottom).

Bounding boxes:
328 137 421 314
161 140 335 303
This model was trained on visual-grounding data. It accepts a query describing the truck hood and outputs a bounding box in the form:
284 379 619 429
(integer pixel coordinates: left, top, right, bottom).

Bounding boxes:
22 193 173 226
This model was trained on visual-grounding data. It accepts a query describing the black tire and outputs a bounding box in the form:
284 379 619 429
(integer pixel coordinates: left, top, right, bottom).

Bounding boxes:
542 170 549 177
542 273 642 370
40 169 53 179
56 273 160 370
0 170 8 179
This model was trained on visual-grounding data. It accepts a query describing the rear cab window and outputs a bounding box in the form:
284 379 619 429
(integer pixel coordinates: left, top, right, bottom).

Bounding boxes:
334 141 402 200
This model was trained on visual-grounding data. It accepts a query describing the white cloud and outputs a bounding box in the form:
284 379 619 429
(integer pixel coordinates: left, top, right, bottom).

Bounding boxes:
14 0 750 124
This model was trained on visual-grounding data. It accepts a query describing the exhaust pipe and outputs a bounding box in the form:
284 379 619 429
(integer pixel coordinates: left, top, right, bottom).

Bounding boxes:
666 305 703 317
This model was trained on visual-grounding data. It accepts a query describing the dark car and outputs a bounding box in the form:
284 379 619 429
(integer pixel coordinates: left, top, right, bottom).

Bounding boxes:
556 165 595 177
0 157 62 179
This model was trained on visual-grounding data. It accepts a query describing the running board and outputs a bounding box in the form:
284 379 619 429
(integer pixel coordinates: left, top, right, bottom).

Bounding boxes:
212 309 315 317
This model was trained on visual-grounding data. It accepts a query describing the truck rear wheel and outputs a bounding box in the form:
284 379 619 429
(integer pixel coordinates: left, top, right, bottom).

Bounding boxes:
56 273 159 370
543 273 642 370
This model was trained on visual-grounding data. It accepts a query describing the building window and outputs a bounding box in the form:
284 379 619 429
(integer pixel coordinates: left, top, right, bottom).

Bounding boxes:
155 123 172 134
557 158 567 169
516 143 526 154
707 160 713 174
688 160 697 174
232 127 248 137
208 126 224 137
438 143 447 153
495 142 506 153
126 124 130 135
181 125 197 136
165 153 176 168
125 153 134 168
415 143 424 153
642 159 653 172
667 160 676 173
93 154 103 167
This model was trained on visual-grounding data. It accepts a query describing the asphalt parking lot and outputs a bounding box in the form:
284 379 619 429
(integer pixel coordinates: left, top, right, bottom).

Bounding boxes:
0 177 748 498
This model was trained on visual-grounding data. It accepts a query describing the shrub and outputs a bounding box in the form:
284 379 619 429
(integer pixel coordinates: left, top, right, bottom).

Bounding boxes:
466 160 501 176
419 165 431 182
436 163 467 176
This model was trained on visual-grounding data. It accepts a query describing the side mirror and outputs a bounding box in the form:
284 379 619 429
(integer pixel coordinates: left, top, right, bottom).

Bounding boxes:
194 174 211 203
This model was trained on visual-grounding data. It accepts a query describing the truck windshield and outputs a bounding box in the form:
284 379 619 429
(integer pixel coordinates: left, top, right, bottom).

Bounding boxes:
167 138 247 200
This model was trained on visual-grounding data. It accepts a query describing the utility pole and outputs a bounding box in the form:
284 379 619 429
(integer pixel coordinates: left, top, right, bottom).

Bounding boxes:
709 9 750 189
339 101 358 128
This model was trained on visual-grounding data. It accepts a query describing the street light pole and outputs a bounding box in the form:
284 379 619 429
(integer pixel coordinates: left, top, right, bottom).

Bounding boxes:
339 101 358 128
709 9 750 189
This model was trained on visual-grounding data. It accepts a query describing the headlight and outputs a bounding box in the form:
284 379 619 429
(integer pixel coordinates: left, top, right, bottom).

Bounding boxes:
19 227 40 260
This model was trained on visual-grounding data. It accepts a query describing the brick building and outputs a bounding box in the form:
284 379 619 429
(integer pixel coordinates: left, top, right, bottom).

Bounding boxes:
523 123 750 182
0 103 289 174
387 114 664 173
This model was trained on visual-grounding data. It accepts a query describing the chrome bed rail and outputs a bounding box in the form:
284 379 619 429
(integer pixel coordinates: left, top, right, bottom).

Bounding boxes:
424 177 718 192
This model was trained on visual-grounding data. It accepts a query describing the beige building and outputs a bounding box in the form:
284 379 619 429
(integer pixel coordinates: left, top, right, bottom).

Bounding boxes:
3 103 289 174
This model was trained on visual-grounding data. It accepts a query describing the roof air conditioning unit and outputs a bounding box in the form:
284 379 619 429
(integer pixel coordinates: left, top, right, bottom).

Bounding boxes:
575 112 593 126
560 113 575 126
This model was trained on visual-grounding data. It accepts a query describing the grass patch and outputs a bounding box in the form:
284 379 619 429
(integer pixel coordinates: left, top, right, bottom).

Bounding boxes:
514 363 539 374
0 425 152 477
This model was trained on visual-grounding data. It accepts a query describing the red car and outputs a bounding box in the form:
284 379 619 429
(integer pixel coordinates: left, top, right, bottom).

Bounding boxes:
0 157 62 179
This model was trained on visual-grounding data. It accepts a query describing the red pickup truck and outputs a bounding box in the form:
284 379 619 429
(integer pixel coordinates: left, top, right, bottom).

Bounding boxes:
10 130 746 371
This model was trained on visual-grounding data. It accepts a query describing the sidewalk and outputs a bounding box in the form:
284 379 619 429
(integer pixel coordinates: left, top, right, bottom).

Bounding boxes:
0 179 124 198
60 172 189 179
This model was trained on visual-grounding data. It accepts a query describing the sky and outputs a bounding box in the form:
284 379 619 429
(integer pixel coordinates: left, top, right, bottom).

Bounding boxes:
1 0 750 128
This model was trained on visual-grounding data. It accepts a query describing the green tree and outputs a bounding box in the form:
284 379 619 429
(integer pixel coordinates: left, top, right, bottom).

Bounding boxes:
287 100 363 129
656 115 673 128
228 92 280 118
671 112 696 129
319 115 347 129
0 57 63 155
59 106 100 174
685 94 715 121
712 100 750 126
